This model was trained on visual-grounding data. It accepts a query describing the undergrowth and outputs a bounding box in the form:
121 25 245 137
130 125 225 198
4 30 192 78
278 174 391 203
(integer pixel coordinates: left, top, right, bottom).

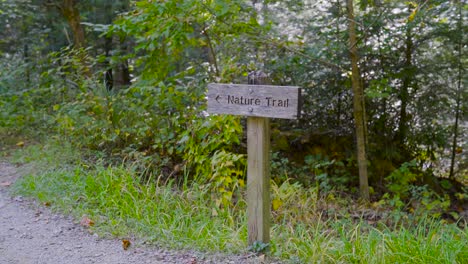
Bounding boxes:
9 142 468 264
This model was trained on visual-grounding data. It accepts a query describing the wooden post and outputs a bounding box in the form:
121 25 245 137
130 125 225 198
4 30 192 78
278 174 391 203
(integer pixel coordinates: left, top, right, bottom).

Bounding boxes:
206 72 300 247
247 71 270 245
247 116 270 244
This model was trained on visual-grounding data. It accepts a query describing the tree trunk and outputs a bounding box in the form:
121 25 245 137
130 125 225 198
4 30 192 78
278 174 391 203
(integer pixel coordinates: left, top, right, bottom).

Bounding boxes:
396 25 413 152
112 38 131 88
202 26 220 78
335 0 342 129
347 0 369 200
60 0 86 48
113 61 131 88
449 0 463 179
24 44 30 85
52 0 91 77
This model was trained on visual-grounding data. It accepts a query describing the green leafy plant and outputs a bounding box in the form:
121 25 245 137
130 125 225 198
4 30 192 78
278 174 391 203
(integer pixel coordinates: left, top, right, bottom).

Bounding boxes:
386 161 419 199
178 114 245 208
305 154 352 194
247 241 270 254
209 150 245 208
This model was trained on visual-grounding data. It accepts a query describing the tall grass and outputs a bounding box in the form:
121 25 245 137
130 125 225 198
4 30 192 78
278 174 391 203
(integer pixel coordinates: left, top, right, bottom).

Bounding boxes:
13 165 247 251
268 210 467 263
10 143 468 263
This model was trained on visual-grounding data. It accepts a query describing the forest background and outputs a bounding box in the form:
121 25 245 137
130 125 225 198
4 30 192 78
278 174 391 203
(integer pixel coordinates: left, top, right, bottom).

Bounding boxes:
0 0 467 263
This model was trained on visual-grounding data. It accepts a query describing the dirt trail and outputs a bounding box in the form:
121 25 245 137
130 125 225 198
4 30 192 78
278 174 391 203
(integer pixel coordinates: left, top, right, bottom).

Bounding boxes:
0 162 264 264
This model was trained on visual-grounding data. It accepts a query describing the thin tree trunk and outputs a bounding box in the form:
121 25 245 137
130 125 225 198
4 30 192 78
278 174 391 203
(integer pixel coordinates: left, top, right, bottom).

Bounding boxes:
396 25 413 151
24 44 30 85
202 26 220 78
335 0 342 129
104 36 113 91
112 38 131 88
449 0 463 179
347 0 369 200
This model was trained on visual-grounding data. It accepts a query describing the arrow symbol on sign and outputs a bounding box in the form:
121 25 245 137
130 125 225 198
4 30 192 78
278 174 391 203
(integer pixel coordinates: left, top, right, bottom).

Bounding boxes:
215 95 221 103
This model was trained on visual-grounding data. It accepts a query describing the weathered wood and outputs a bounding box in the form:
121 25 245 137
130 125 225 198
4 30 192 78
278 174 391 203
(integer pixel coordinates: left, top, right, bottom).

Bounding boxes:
207 83 301 119
247 117 270 245
207 73 300 247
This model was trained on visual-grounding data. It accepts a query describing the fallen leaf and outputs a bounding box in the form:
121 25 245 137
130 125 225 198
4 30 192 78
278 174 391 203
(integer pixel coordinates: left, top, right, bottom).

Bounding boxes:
16 141 25 147
122 239 131 250
0 181 12 187
80 216 95 227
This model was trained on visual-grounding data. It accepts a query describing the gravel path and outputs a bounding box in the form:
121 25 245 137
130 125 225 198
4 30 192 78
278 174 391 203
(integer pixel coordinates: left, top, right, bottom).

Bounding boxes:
0 162 270 264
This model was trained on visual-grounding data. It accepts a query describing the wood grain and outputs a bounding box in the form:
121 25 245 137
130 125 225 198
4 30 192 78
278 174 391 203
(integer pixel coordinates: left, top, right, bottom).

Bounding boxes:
207 83 301 119
247 117 270 245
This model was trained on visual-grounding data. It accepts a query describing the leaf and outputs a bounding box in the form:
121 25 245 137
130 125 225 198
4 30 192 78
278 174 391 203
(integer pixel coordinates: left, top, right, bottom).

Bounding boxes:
80 215 95 227
407 2 418 22
0 181 12 187
272 198 282 211
258 254 265 262
408 9 417 22
238 179 245 187
449 211 459 220
440 180 452 190
16 141 25 147
122 239 131 250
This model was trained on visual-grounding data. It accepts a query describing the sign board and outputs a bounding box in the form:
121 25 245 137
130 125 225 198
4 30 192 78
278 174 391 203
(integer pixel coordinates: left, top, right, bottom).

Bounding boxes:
206 79 301 246
207 83 301 119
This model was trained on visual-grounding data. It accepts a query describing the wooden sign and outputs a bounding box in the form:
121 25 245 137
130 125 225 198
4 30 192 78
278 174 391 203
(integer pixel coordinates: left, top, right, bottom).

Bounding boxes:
206 78 301 247
207 83 301 119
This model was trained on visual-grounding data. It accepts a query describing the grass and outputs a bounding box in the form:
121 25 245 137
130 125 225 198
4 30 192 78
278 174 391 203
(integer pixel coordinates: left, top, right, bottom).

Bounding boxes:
8 142 468 263
13 164 247 251
269 211 467 263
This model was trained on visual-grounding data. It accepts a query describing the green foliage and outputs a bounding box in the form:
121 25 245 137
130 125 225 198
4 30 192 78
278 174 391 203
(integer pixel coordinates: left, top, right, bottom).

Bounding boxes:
305 154 353 194
52 74 245 208
13 164 246 251
247 241 270 254
2 0 467 260
0 55 31 93
10 143 468 263
209 150 245 208
178 115 243 177
3 0 466 199
270 152 308 184
411 187 451 219
0 60 56 136
386 161 419 199
377 184 452 221
270 180 319 225
111 0 261 81
178 114 246 208
41 46 94 89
